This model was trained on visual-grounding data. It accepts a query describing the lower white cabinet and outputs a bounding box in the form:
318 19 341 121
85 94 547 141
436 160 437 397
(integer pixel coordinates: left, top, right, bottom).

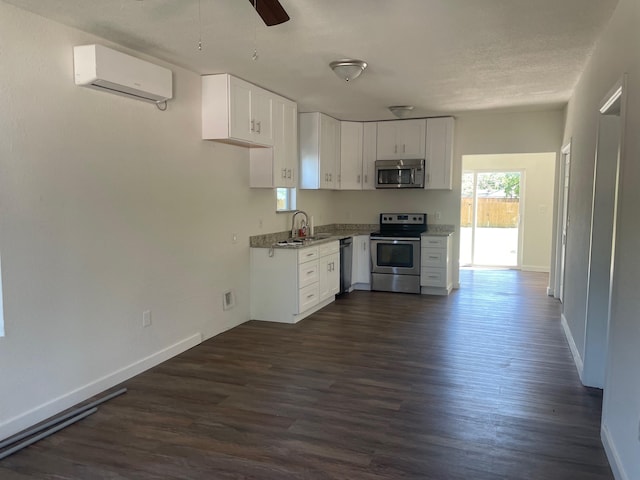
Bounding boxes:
250 241 339 323
420 234 453 295
351 235 371 290
318 242 340 301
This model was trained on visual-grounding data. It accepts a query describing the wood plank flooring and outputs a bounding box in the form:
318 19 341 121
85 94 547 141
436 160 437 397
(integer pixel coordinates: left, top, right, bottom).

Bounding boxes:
0 269 613 479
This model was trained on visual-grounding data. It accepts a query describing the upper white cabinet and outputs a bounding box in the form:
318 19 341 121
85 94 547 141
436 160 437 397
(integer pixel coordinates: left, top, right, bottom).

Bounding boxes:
202 74 273 147
362 122 377 190
339 121 364 190
339 121 377 190
425 117 455 190
250 97 298 188
299 112 340 190
376 119 426 160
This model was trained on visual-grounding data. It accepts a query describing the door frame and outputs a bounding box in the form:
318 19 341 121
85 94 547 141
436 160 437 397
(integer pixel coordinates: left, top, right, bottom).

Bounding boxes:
554 142 571 302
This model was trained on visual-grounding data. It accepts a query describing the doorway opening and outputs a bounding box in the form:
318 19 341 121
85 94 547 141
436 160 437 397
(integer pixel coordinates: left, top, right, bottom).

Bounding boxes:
460 153 556 275
461 170 522 267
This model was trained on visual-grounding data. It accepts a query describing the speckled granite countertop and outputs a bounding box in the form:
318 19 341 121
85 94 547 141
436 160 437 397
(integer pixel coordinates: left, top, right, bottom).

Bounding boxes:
250 223 454 248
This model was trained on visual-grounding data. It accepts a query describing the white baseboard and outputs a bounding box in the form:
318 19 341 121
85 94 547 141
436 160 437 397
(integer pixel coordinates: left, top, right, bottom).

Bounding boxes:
602 423 629 480
560 313 584 382
0 333 202 441
521 265 550 272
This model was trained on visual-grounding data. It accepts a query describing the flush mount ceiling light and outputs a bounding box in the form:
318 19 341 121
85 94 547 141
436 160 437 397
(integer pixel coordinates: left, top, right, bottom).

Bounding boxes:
388 105 414 118
329 59 367 82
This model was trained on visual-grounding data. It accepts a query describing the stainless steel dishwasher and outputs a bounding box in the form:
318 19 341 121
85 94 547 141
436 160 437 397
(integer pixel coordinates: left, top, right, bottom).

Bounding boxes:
339 237 353 295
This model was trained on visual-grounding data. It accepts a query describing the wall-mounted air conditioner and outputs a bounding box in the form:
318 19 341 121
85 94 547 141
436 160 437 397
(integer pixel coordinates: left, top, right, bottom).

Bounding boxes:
73 44 173 104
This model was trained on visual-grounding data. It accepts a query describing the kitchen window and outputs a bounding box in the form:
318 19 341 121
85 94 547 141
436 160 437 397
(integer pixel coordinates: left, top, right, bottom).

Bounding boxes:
276 187 296 212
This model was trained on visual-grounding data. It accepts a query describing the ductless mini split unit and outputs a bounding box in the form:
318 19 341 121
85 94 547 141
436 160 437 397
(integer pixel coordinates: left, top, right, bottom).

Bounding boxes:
73 44 173 105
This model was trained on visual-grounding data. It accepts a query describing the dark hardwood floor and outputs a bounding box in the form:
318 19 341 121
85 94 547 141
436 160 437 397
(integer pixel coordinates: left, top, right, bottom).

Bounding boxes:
1 269 613 479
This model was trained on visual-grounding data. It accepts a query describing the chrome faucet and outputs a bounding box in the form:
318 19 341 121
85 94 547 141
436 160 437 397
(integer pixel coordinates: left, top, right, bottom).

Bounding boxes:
291 210 309 238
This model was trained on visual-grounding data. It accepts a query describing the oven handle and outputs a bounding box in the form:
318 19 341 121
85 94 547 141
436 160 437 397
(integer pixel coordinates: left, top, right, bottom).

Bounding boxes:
370 237 421 243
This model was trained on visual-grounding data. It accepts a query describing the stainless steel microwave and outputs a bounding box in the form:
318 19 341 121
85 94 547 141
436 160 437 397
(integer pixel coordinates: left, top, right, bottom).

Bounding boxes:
375 159 425 189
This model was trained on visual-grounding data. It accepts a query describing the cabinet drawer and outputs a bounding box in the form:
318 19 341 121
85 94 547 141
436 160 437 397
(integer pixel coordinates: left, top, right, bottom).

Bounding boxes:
298 283 320 312
421 236 446 248
298 260 319 288
421 248 446 268
318 240 339 257
421 267 447 287
298 247 319 263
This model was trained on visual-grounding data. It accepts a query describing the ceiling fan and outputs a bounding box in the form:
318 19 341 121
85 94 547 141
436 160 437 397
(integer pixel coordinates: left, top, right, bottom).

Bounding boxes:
248 0 290 26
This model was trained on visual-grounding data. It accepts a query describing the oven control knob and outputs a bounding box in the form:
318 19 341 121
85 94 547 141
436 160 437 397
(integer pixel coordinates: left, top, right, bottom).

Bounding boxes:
413 216 417 220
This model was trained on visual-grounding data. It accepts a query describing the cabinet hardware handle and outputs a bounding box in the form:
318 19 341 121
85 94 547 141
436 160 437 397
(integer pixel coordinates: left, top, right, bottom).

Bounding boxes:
357 174 361 183
364 174 368 184
307 294 315 299
251 119 255 132
257 121 261 134
394 145 398 154
287 169 292 179
402 144 406 153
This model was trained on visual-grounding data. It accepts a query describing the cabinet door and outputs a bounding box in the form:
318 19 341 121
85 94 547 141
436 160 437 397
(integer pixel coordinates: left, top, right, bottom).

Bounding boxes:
252 87 273 145
249 97 296 188
271 99 287 187
283 101 298 187
397 119 426 159
425 117 454 190
352 235 371 284
339 121 363 190
319 114 339 189
318 252 340 301
362 123 377 190
376 121 398 159
228 76 253 143
327 252 340 296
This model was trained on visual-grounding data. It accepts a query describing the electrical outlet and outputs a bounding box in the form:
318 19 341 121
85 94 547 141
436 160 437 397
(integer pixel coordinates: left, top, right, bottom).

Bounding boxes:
142 310 151 327
258 218 263 229
435 211 442 220
232 233 238 244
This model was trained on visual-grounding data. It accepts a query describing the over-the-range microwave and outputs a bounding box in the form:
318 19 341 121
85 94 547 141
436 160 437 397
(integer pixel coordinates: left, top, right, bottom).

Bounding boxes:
375 159 425 189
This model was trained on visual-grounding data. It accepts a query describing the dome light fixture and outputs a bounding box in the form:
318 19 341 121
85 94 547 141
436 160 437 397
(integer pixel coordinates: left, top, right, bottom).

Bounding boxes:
388 105 414 118
329 59 367 82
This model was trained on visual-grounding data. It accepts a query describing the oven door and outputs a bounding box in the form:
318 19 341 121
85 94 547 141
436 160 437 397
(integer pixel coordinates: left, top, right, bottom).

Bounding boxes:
370 237 421 276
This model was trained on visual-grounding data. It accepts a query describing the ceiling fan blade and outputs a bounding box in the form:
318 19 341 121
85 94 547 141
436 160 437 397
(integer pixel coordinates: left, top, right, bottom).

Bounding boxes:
247 0 290 26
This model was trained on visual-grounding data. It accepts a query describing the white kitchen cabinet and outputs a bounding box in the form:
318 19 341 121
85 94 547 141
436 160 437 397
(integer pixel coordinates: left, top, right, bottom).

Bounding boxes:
424 117 455 190
376 119 426 160
351 235 371 290
299 112 340 189
202 74 273 147
249 97 298 188
362 122 377 190
420 234 453 295
318 241 340 301
250 241 340 324
339 121 364 190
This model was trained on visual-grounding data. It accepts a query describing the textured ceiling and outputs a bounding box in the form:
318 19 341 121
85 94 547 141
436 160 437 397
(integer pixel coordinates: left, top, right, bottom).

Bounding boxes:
3 0 618 120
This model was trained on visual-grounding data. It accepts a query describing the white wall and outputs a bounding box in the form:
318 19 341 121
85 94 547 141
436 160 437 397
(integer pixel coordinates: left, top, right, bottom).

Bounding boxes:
0 3 335 439
561 0 640 478
462 153 556 271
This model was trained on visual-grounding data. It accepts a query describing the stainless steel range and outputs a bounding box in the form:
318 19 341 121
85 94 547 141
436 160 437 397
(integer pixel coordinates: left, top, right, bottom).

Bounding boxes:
370 213 427 294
